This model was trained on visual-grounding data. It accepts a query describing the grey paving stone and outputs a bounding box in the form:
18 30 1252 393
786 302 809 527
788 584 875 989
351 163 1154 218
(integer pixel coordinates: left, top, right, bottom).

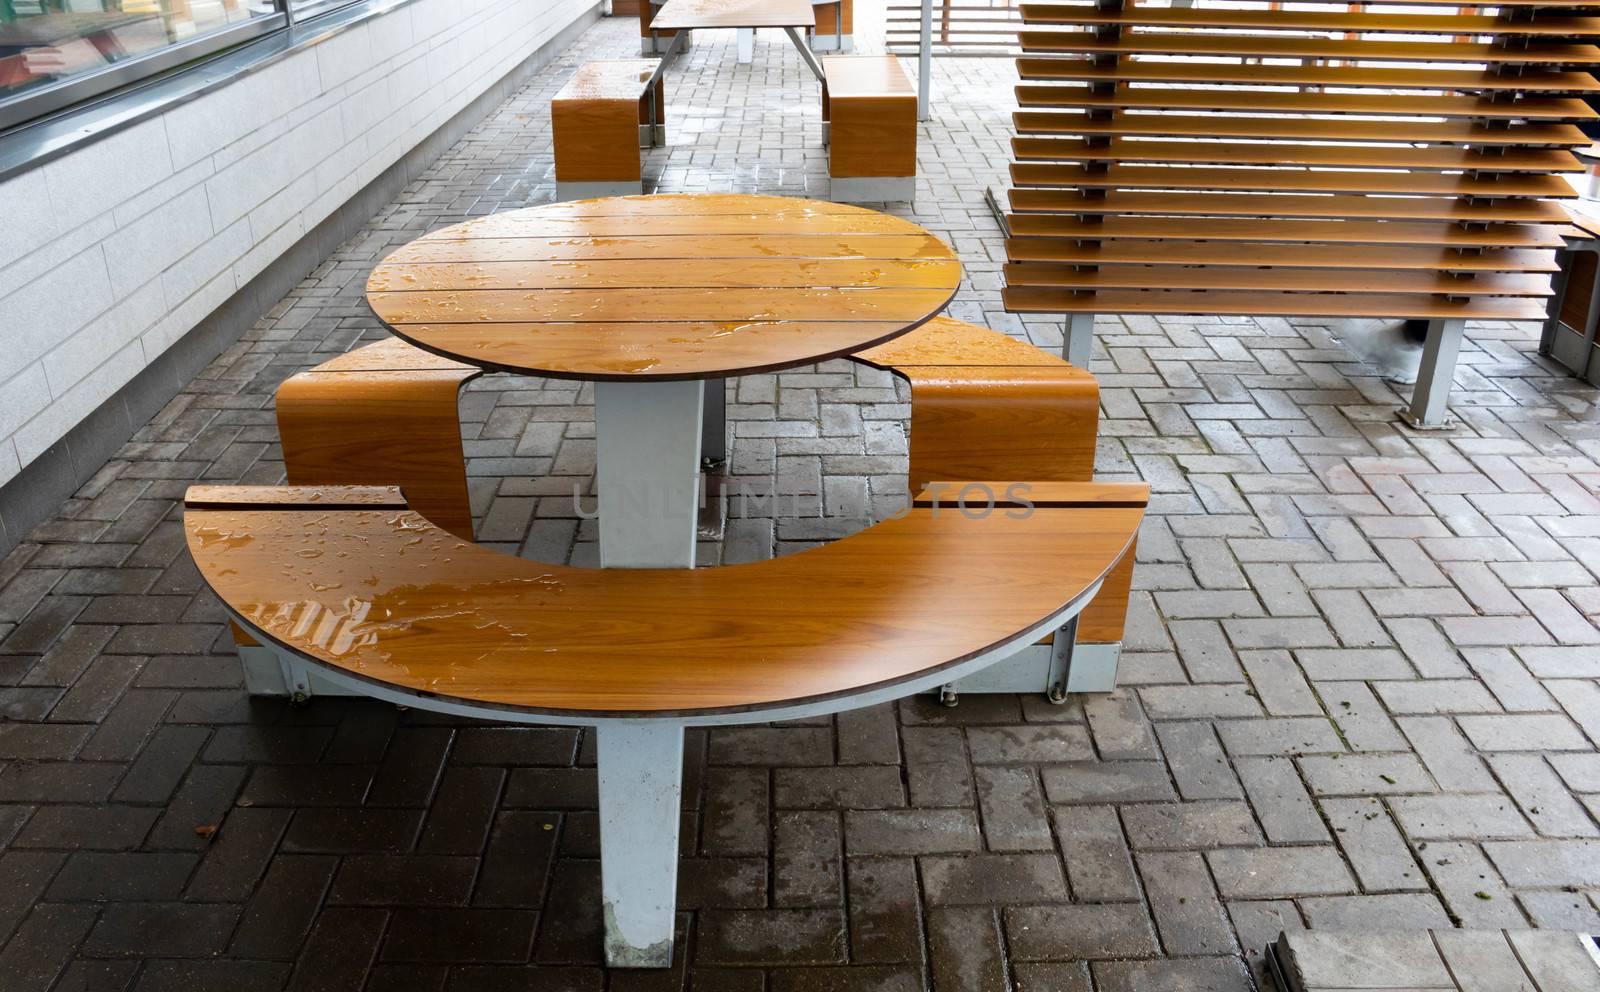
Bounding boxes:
1137 850 1237 957
1206 847 1355 899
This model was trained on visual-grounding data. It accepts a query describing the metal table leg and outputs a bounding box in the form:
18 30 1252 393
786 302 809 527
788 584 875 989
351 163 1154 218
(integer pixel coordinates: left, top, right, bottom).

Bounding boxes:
598 722 684 967
785 26 827 83
594 379 705 568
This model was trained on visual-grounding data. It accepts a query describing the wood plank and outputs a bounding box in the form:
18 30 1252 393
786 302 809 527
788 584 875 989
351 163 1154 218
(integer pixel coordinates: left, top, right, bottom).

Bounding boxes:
1019 31 1600 65
1014 58 1600 93
415 212 926 239
1014 85 1599 121
184 486 409 510
1019 5 1600 36
1012 137 1584 172
1013 112 1590 147
185 496 1144 715
1003 286 1550 319
1004 262 1553 296
851 316 1063 367
1007 189 1569 224
823 53 915 96
652 0 816 29
1008 215 1564 248
1009 162 1574 199
366 258 963 292
388 321 933 379
1004 239 1561 273
385 234 959 264
370 287 958 325
913 481 1152 508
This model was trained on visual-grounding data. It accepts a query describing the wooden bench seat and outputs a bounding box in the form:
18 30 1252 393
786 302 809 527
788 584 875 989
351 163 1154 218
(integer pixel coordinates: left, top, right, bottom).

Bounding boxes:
186 481 1146 966
551 60 664 202
822 55 916 203
265 318 1135 699
853 316 1134 698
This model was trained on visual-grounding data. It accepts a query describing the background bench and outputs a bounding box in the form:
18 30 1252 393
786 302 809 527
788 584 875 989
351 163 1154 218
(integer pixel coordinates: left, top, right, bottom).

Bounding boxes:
822 55 917 202
552 60 665 201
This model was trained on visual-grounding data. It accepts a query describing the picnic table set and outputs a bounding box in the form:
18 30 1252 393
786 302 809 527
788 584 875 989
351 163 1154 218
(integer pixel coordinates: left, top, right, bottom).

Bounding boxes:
179 7 1145 970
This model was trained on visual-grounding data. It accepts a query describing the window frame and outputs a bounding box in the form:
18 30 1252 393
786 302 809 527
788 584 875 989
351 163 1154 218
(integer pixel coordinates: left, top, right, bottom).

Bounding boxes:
0 0 366 134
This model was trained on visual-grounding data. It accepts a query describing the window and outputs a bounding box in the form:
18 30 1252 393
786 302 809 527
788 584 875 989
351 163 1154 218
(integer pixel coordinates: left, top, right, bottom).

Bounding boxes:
0 1 362 133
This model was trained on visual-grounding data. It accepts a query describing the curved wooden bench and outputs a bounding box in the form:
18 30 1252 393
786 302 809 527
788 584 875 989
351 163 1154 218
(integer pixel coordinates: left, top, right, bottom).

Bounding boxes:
185 480 1145 966
853 316 1132 697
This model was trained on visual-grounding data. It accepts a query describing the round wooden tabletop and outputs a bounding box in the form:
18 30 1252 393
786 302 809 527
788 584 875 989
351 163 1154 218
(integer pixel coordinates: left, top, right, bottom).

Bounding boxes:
364 194 963 380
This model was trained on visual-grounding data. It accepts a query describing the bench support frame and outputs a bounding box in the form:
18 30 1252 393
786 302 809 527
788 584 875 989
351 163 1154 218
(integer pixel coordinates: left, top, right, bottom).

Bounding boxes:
1064 313 1095 368
1400 317 1465 430
829 176 915 204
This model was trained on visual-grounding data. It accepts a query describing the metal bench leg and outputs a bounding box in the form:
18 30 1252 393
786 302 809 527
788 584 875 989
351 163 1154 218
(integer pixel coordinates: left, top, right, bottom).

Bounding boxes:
598 722 683 967
737 27 754 63
1401 317 1464 429
702 378 727 469
1064 312 1095 368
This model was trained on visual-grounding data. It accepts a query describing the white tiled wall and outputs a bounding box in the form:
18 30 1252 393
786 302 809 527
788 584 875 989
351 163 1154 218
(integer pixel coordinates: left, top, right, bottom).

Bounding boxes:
0 0 595 484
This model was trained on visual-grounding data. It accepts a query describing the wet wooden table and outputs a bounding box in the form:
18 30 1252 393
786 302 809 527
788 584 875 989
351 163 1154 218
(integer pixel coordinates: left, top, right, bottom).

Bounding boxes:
366 193 962 567
648 0 820 71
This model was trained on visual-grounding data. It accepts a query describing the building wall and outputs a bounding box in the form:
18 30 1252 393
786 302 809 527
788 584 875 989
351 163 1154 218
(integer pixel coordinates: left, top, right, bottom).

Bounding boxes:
0 0 596 488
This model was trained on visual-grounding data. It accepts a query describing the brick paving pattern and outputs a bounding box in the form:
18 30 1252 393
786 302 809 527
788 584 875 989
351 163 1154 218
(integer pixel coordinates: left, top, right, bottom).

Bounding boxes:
2 12 1600 992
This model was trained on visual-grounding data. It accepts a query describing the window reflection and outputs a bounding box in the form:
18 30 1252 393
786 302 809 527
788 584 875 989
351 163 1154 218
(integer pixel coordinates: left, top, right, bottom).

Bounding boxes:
0 1 274 101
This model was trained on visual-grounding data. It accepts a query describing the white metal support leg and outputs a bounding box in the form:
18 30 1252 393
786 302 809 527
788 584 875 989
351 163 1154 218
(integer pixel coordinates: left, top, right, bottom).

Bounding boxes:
702 378 727 467
917 0 933 120
1064 313 1095 368
1402 317 1465 429
737 27 754 63
597 723 684 967
595 379 704 567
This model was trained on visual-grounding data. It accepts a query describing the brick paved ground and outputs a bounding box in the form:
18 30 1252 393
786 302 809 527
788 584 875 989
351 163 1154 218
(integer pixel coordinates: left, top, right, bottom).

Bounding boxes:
2 12 1600 992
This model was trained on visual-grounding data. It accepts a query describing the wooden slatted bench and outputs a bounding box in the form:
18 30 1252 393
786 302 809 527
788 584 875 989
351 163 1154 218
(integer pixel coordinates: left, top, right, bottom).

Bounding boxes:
853 315 1135 698
822 55 917 202
186 480 1147 967
552 60 665 202
811 0 853 51
1001 0 1600 428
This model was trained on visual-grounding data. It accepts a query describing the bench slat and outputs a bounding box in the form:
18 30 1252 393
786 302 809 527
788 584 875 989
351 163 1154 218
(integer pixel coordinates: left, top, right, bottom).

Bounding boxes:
1018 5 1600 35
1019 32 1600 65
1003 287 1551 320
1004 240 1560 274
1014 57 1600 93
1013 112 1590 148
1014 86 1598 122
1006 216 1566 250
1009 163 1573 200
1008 189 1569 225
1011 137 1583 174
